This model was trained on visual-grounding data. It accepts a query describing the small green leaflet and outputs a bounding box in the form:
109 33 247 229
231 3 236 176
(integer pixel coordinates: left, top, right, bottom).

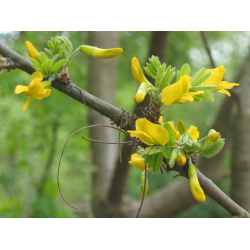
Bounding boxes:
163 123 175 146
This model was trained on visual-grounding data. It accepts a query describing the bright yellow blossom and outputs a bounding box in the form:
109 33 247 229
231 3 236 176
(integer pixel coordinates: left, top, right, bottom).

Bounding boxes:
202 66 239 96
161 75 203 106
129 153 152 171
134 82 147 103
131 57 151 87
128 118 169 146
15 71 51 111
25 41 41 62
167 121 199 142
208 129 220 142
176 153 186 166
188 164 206 202
80 45 123 59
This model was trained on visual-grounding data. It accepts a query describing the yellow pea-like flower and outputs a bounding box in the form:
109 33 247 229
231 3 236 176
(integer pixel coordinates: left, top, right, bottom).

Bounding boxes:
188 164 206 202
134 82 147 103
161 75 203 106
128 118 169 146
14 71 51 111
202 66 239 96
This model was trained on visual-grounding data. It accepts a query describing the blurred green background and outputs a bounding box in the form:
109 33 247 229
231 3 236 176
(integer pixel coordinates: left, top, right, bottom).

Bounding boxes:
0 31 249 217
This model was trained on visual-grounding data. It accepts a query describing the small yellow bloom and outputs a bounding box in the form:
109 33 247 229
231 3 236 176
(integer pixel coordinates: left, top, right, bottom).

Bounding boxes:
202 66 239 96
161 75 203 106
15 71 51 111
188 164 206 202
80 45 123 59
129 153 152 171
128 118 169 146
176 153 186 166
208 129 220 142
134 82 147 103
131 57 151 87
189 177 206 202
25 41 40 62
167 121 199 142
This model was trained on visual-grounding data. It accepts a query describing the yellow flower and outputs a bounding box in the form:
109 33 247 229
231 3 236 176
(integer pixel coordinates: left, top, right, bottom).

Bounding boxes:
134 82 147 103
188 164 206 202
80 45 123 59
161 75 203 106
202 66 239 96
189 177 206 202
208 129 220 142
25 41 41 62
131 57 151 87
167 121 199 142
128 118 169 146
15 71 51 111
129 153 152 171
176 153 186 166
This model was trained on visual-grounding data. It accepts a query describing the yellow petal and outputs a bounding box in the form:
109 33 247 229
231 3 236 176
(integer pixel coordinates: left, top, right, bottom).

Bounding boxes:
204 66 226 86
138 118 169 146
128 130 155 146
92 47 123 59
188 125 199 141
22 96 33 111
15 85 29 94
158 116 163 123
190 177 206 202
25 41 40 61
217 89 231 96
35 88 52 100
167 121 180 140
176 153 186 166
131 57 151 86
31 71 43 82
129 153 146 171
161 75 193 106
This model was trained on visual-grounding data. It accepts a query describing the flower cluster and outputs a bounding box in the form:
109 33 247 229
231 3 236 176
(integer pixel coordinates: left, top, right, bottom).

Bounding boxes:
128 55 239 201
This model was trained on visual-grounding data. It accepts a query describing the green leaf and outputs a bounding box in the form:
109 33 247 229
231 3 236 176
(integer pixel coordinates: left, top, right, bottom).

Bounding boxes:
191 68 205 84
196 92 214 102
147 152 163 173
149 56 161 71
40 52 49 62
51 59 67 74
192 71 212 86
198 138 225 158
180 64 190 76
148 146 159 155
44 48 53 56
155 64 166 88
159 66 176 90
162 146 172 159
163 123 175 146
191 85 217 92
176 70 182 81
144 64 157 79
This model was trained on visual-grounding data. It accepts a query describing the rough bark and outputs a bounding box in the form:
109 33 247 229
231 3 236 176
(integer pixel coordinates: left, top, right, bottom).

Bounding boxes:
231 51 250 212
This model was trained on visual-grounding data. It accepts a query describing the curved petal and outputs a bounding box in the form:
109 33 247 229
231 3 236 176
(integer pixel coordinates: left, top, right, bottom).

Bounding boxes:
188 125 199 141
22 96 33 111
26 41 40 61
190 177 206 202
31 71 43 82
128 130 155 145
217 89 231 96
167 121 180 140
35 89 51 99
15 85 29 94
129 153 146 171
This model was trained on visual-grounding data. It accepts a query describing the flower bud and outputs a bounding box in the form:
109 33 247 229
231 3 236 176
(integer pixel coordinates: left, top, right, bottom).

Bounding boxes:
80 45 123 59
134 82 147 103
26 41 41 62
188 164 206 202
158 116 163 123
208 129 220 142
168 149 178 168
131 57 151 87
129 153 145 171
176 152 186 166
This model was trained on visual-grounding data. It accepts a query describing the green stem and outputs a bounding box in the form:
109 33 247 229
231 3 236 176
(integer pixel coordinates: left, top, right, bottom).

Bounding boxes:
197 136 208 143
65 47 80 67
